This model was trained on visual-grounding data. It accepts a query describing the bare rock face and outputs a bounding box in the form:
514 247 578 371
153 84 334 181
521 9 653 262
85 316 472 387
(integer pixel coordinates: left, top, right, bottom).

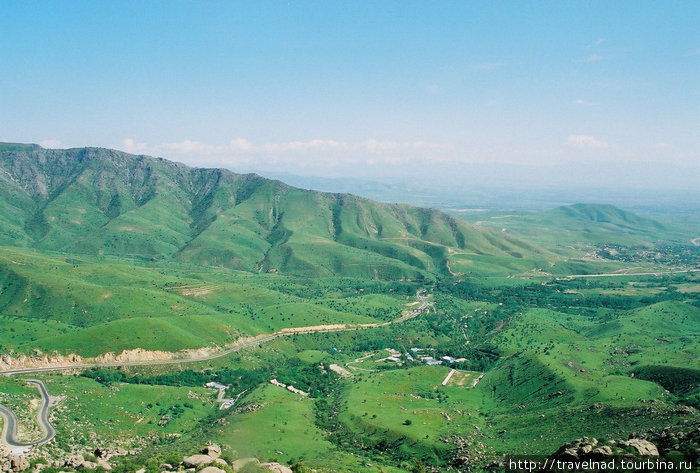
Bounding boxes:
199 467 226 473
590 445 614 459
64 455 85 469
618 439 659 456
231 458 260 470
182 454 214 468
202 444 222 459
0 352 84 371
549 436 661 462
260 462 293 473
550 437 600 461
7 455 30 472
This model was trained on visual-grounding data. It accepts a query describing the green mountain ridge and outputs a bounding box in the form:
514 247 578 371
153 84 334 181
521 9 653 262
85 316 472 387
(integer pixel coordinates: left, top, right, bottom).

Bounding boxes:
0 144 698 472
546 203 665 231
455 201 692 256
0 143 542 279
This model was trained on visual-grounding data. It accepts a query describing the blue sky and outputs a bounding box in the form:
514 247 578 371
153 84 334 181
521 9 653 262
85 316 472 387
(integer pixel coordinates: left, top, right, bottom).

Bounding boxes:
1 1 698 189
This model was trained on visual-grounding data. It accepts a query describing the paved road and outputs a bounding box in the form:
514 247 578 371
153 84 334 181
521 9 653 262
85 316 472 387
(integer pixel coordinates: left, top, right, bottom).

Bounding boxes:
1 290 432 377
392 290 431 323
0 291 432 449
557 268 700 280
0 379 55 449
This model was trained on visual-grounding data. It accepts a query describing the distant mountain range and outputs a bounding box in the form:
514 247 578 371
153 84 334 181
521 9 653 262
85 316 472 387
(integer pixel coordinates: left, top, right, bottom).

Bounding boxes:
0 143 542 279
459 201 698 255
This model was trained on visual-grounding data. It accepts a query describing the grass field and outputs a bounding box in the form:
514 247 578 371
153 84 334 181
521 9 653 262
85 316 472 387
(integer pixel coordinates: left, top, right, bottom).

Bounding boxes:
35 374 218 457
1 145 698 471
0 267 695 471
0 247 402 357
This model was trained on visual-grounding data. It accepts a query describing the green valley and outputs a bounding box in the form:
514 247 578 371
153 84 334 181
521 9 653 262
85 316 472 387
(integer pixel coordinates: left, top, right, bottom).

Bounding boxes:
0 145 697 472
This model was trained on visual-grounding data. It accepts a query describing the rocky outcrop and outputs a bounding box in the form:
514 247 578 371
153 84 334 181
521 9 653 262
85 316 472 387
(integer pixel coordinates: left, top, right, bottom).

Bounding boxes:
179 445 228 470
261 462 293 473
95 347 213 364
550 437 601 461
202 443 221 459
0 441 295 473
94 446 128 459
231 458 260 470
199 468 226 473
56 454 111 471
0 352 83 371
618 439 659 456
182 454 214 468
549 436 662 462
589 445 614 459
0 346 215 373
63 454 85 469
0 455 29 473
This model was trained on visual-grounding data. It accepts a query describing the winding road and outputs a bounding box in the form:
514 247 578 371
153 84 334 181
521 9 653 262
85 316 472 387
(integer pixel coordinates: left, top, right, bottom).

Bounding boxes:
0 290 432 377
0 291 432 451
0 379 56 450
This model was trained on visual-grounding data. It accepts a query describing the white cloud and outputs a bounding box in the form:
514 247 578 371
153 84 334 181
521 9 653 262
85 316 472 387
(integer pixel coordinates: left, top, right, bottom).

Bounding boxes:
259 139 350 153
229 138 255 152
567 135 609 149
587 38 605 48
573 99 594 106
121 138 149 154
112 137 454 172
363 140 404 153
38 139 62 148
161 140 228 155
362 140 451 154
118 137 449 158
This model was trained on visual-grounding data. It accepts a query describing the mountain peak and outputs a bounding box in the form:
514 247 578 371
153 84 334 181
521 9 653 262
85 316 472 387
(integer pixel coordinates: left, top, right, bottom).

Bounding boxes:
0 144 542 278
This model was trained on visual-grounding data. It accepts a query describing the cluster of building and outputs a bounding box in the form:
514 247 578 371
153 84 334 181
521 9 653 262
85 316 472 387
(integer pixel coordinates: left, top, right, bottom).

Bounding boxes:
382 347 467 366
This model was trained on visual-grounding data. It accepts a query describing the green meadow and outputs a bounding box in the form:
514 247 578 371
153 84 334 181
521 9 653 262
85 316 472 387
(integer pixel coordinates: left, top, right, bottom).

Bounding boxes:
0 145 698 471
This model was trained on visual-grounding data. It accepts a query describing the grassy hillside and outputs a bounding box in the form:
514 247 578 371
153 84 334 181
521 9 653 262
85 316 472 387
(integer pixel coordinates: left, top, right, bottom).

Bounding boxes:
455 203 696 252
1 263 696 471
448 203 700 278
0 143 546 279
1 143 698 472
0 247 399 356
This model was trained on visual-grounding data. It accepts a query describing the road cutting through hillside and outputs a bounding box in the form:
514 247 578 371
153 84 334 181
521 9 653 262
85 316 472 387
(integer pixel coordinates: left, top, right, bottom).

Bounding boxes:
0 292 430 447
0 290 432 377
0 291 431 450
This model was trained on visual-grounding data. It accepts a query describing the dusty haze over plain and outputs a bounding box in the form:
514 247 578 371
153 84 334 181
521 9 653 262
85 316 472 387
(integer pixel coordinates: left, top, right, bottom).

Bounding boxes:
1 2 698 191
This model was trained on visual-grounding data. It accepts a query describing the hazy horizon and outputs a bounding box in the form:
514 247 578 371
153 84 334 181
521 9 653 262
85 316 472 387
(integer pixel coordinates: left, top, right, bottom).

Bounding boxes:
5 140 700 215
2 2 698 191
